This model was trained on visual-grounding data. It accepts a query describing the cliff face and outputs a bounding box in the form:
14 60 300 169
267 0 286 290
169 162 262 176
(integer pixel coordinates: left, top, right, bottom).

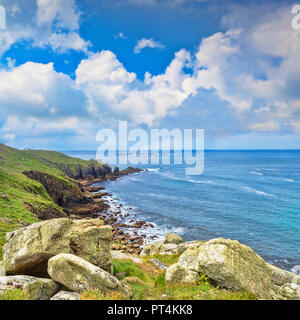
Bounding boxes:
23 171 89 209
0 144 113 257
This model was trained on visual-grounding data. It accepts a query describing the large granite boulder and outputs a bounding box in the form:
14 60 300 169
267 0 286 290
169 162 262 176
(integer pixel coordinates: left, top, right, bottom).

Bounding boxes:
165 263 198 283
23 278 60 300
48 253 131 297
177 238 273 299
3 218 112 276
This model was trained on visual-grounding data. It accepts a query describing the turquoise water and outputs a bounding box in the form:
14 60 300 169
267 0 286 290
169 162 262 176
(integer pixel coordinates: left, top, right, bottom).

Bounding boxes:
66 150 300 271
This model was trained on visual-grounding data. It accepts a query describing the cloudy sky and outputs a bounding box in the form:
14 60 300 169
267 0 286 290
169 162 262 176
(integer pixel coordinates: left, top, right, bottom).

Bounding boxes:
0 0 299 150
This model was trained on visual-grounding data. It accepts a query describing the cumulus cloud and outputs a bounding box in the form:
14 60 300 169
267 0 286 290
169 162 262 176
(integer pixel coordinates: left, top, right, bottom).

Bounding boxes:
1 1 300 148
134 38 165 54
0 0 89 56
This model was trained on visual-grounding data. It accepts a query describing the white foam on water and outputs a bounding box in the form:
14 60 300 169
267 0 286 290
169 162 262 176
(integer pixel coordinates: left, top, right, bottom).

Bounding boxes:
250 171 263 176
146 168 160 172
101 193 185 246
159 171 214 185
242 187 275 197
291 265 300 275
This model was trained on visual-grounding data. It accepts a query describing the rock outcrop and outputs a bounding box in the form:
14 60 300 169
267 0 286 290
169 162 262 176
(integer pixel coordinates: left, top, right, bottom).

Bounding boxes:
3 218 112 276
169 238 273 299
48 253 131 297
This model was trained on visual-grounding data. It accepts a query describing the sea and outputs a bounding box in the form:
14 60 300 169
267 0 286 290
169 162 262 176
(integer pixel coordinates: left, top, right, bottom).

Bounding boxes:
65 150 300 273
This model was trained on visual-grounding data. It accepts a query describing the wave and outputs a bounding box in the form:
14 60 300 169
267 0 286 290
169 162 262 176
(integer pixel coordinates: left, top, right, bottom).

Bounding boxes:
146 168 160 172
250 171 263 176
242 187 275 197
269 177 295 183
159 172 214 185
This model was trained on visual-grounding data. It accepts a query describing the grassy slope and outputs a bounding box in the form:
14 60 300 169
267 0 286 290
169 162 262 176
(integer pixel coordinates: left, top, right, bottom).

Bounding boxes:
0 144 105 258
79 256 257 301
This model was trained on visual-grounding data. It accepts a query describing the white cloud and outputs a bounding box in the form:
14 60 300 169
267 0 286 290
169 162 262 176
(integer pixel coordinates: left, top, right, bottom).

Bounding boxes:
36 0 80 30
250 121 279 132
134 38 165 54
0 0 89 56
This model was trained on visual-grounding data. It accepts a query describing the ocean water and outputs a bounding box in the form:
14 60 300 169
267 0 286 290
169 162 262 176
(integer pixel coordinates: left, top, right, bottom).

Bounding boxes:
65 150 300 271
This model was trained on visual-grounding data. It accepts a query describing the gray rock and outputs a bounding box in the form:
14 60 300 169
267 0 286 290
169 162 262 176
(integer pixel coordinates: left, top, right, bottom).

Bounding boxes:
278 283 300 300
111 251 143 264
160 243 178 255
268 264 300 288
291 265 300 276
177 241 205 254
0 261 5 276
48 253 131 297
3 218 112 276
177 238 273 299
23 278 60 300
150 259 168 270
50 291 79 300
0 275 37 291
164 233 184 245
165 263 199 283
140 240 164 256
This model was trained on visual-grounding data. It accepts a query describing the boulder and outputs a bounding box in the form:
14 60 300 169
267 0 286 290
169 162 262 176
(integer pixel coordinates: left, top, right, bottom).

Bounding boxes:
160 243 179 255
48 253 131 297
165 263 199 284
178 238 273 299
50 291 79 300
0 275 38 292
111 251 143 264
0 261 5 276
3 218 112 276
140 241 179 256
164 233 184 245
140 241 164 256
23 278 60 300
278 283 300 300
150 259 168 270
268 264 300 288
0 275 58 299
177 241 205 254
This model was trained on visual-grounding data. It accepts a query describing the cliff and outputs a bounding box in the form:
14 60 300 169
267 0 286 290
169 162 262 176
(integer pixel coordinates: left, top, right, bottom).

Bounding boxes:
0 144 112 257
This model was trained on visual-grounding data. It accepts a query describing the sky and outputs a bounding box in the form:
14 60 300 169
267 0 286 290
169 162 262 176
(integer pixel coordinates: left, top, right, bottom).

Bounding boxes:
0 0 299 150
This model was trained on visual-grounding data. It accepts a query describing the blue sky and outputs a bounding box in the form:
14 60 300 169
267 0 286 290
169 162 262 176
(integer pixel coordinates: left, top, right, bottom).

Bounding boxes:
0 0 299 150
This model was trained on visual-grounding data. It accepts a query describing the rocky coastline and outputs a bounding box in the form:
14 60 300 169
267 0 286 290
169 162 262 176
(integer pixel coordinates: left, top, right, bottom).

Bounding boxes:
64 166 156 255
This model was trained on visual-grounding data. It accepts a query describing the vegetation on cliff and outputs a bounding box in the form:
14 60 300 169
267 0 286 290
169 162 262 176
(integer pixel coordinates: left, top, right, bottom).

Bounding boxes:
0 143 110 258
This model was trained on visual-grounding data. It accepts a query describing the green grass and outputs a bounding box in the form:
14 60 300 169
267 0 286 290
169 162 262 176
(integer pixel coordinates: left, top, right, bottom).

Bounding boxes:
113 259 147 281
80 259 258 301
145 253 182 266
0 143 107 259
0 289 29 300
